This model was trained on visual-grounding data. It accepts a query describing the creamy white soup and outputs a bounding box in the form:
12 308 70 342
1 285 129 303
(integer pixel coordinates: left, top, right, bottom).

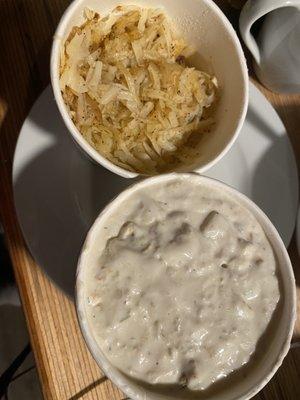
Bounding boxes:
85 175 280 391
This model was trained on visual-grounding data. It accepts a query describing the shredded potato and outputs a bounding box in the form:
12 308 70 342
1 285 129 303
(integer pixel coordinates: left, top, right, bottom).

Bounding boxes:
60 5 218 174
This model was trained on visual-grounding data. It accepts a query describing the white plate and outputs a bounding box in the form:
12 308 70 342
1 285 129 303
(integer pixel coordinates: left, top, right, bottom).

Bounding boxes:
13 83 298 296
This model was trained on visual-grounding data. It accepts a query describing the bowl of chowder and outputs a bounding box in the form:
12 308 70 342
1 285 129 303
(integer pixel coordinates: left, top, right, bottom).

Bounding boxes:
76 173 296 400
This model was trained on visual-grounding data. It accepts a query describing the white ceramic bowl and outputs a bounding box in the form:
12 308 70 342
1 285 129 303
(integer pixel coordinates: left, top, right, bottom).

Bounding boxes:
51 0 248 178
76 173 296 400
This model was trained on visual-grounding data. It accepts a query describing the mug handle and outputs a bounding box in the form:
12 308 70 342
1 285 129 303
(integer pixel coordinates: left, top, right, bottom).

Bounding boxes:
239 0 300 65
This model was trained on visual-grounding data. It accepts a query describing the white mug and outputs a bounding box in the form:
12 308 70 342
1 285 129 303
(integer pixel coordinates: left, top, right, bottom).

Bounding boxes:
240 0 300 93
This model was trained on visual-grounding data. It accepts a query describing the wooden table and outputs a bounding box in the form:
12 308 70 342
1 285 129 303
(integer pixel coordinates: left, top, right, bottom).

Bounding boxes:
0 1 299 399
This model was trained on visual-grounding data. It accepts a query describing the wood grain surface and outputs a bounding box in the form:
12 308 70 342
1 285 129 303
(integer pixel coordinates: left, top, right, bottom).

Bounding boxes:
0 1 299 399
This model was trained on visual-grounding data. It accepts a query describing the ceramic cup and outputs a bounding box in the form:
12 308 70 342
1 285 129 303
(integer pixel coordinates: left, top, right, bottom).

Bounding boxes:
240 0 300 93
51 0 248 178
76 173 296 400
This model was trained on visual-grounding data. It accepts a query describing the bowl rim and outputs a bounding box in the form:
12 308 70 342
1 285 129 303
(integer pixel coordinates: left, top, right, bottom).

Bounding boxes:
50 0 249 179
75 172 296 400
